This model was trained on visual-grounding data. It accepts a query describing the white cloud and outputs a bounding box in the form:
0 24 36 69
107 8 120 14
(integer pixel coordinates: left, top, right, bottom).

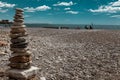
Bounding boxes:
0 8 8 13
66 11 79 14
111 15 120 18
36 5 51 11
53 1 75 6
24 7 35 12
64 7 71 10
89 0 120 13
89 6 120 13
110 0 120 6
0 1 15 8
24 5 51 12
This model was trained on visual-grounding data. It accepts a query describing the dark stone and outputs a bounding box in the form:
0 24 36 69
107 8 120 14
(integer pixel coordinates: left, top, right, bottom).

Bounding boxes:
15 14 23 18
11 37 26 44
10 42 28 48
9 55 31 63
14 19 24 22
10 31 26 34
14 16 24 19
8 62 31 69
15 11 23 14
8 75 36 80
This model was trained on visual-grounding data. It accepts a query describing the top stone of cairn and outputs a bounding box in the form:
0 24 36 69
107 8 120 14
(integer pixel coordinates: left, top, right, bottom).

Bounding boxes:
16 8 24 12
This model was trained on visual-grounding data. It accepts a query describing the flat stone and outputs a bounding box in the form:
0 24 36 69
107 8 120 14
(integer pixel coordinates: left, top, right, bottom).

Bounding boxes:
16 8 24 12
13 21 24 24
8 61 32 69
10 42 28 48
10 37 26 44
11 25 26 28
9 55 31 63
11 27 26 32
10 28 26 34
13 22 24 26
11 51 31 57
15 14 23 17
11 37 26 44
9 76 36 80
16 11 24 14
10 27 27 34
9 33 28 39
14 16 24 19
6 66 39 79
10 31 26 34
10 48 28 53
14 19 24 22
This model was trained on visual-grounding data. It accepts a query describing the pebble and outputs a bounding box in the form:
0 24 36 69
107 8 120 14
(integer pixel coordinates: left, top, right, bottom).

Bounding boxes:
35 57 39 60
0 51 6 55
40 77 46 80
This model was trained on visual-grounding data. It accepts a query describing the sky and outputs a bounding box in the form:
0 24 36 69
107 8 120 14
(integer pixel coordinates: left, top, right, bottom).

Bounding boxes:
0 0 120 25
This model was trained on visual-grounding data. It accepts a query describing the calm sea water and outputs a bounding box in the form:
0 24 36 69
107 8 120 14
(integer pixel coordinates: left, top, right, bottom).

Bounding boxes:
1 24 120 30
25 24 120 30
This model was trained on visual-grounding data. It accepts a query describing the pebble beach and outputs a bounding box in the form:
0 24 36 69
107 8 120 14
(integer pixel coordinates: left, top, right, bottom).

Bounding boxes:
0 28 120 80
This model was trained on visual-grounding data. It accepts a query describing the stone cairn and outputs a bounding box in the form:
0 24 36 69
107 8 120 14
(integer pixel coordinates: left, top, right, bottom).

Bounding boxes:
6 8 39 80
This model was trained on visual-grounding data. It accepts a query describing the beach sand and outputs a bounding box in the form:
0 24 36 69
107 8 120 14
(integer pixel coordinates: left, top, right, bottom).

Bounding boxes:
0 28 120 80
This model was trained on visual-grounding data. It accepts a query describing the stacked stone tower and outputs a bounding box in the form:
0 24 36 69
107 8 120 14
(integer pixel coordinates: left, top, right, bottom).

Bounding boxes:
6 8 39 80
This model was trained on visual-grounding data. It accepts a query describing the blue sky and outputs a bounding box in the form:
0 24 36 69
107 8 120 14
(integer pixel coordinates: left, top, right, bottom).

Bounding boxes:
0 0 120 25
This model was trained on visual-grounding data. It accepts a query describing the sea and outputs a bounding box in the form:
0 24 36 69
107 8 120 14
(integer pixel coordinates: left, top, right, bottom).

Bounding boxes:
1 23 120 30
25 24 120 30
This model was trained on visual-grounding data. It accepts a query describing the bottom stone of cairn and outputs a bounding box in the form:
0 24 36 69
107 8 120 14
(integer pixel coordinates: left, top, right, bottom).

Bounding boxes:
7 66 39 80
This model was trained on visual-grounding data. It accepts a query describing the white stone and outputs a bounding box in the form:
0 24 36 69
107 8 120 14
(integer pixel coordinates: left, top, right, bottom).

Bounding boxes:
6 66 39 79
40 77 46 80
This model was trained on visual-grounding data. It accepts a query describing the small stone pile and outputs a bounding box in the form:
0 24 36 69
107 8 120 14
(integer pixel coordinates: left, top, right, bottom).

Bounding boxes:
9 8 30 69
6 8 39 80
